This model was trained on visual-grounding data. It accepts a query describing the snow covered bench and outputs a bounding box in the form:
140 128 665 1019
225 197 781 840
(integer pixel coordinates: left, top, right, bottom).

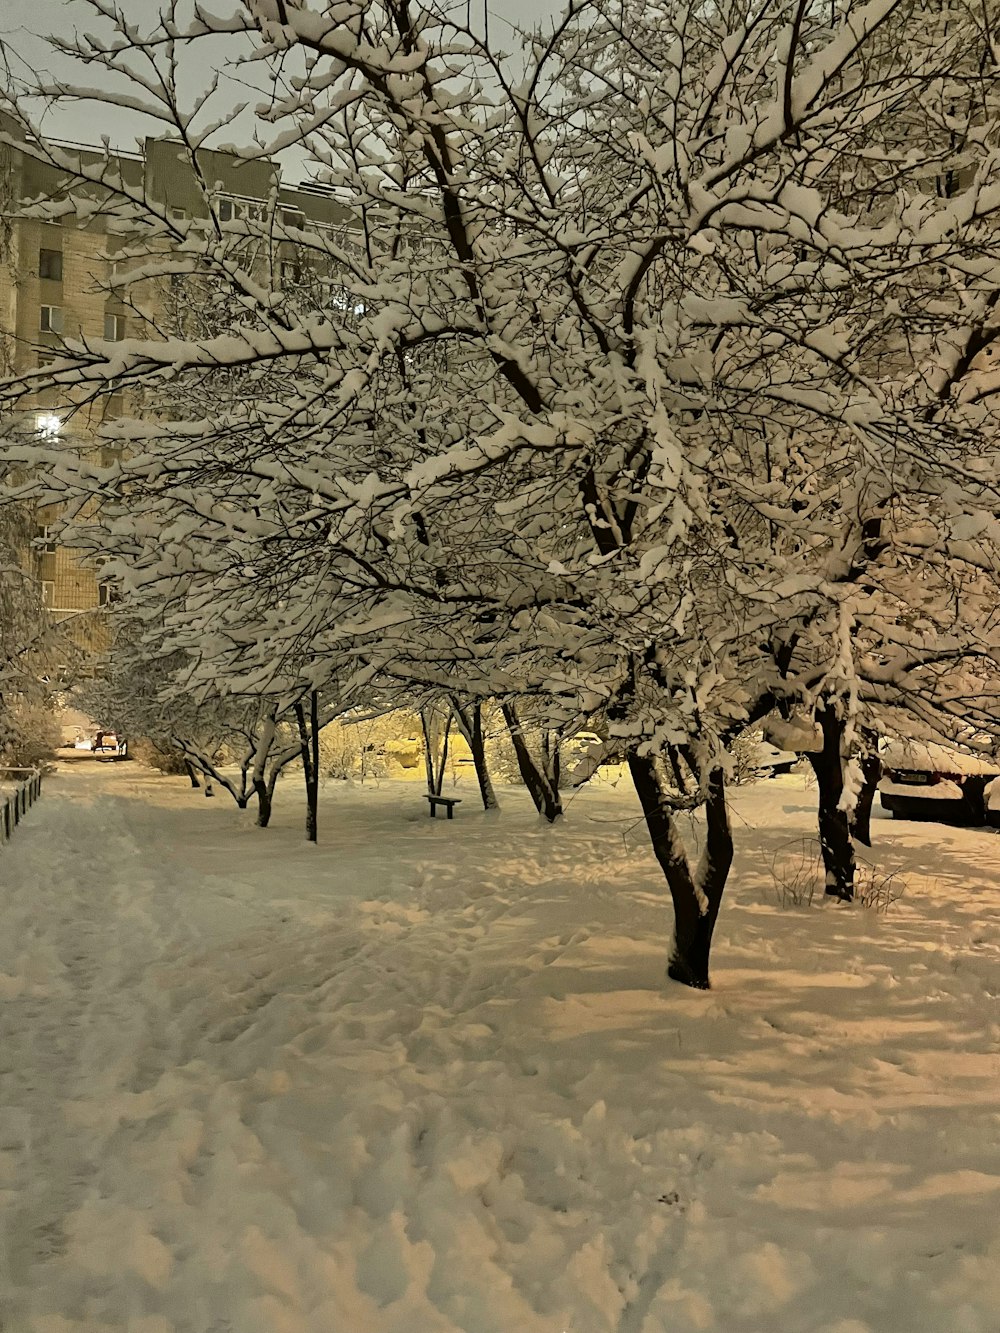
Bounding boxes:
425 794 461 819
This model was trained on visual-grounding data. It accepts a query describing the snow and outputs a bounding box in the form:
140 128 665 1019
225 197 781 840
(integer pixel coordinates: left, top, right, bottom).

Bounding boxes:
882 741 1000 778
3 763 1000 1331
763 717 823 754
751 741 797 770
878 778 964 801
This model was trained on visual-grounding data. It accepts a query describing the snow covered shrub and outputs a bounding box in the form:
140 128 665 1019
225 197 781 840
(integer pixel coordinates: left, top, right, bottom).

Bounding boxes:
0 702 60 771
767 839 824 909
729 731 767 786
383 736 422 769
319 712 419 782
318 723 357 781
131 739 190 775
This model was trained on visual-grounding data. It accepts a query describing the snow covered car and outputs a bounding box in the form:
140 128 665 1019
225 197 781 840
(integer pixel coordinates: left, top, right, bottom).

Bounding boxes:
879 742 1000 826
752 741 798 776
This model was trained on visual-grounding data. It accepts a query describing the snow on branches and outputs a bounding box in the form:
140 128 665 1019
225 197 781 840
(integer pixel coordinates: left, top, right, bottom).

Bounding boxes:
4 0 1000 980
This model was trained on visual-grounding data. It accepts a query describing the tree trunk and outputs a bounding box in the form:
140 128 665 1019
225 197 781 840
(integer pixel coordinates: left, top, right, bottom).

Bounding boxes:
305 764 318 842
294 695 319 843
628 752 732 988
806 701 855 900
176 738 252 807
450 698 500 811
542 729 561 795
250 713 278 827
437 716 451 796
666 745 688 794
420 708 436 794
471 721 499 811
310 691 320 841
253 776 272 828
501 701 562 822
420 705 454 796
850 734 881 848
184 759 201 789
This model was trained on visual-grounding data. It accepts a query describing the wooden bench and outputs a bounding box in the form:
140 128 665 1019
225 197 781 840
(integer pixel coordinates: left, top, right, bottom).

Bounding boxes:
425 794 461 819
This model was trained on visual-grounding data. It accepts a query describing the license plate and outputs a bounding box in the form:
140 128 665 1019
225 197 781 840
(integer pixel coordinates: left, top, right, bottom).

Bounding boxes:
896 771 932 784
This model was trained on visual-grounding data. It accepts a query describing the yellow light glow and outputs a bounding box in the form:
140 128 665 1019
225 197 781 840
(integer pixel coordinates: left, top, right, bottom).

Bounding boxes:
35 413 61 438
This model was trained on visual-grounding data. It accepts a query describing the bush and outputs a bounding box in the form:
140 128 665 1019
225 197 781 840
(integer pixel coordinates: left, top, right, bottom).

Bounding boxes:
854 860 904 914
0 702 60 771
130 738 190 774
729 729 768 785
318 710 422 782
767 837 823 908
767 839 904 913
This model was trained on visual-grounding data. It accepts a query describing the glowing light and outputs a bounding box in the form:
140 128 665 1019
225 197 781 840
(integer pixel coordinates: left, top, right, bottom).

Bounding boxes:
35 413 61 438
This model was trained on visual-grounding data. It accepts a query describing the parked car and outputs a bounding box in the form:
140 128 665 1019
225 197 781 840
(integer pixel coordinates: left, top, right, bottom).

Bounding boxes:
752 740 798 776
879 741 1000 826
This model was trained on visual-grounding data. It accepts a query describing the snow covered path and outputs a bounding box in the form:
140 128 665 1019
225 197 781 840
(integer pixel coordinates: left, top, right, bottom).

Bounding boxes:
0 783 257 1325
1 764 999 1332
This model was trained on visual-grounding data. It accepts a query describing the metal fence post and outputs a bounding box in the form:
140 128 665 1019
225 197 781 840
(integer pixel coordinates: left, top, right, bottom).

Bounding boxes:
0 769 43 842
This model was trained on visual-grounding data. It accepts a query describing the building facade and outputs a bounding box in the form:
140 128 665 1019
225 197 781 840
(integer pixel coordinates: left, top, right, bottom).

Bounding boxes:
0 120 347 667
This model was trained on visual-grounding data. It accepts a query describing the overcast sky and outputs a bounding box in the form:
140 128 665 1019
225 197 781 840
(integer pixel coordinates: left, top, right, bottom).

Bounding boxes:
1 0 563 176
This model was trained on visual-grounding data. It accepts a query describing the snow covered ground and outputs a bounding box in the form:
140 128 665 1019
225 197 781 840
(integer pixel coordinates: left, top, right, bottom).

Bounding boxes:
1 763 998 1333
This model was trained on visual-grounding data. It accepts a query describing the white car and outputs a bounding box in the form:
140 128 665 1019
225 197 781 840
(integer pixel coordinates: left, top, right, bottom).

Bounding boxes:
752 741 798 776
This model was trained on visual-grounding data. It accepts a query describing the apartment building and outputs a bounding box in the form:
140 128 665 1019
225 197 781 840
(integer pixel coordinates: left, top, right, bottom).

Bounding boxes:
0 119 348 665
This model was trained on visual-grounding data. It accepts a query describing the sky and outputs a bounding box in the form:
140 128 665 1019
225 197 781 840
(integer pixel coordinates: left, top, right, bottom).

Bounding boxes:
0 0 564 180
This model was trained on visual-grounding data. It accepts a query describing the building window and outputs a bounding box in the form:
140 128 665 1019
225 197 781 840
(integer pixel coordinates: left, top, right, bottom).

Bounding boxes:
280 260 302 286
39 249 63 281
40 305 63 334
98 583 118 607
36 525 57 554
217 196 265 224
104 313 124 341
281 208 304 229
41 580 55 606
